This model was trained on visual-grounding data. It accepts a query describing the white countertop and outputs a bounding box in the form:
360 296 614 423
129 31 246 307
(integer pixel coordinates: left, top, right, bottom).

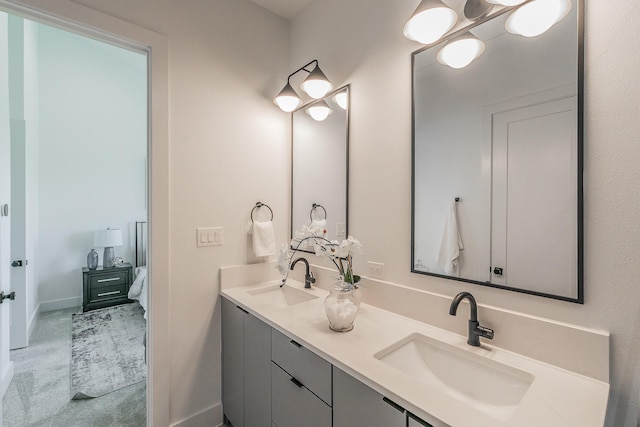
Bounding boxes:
221 278 609 427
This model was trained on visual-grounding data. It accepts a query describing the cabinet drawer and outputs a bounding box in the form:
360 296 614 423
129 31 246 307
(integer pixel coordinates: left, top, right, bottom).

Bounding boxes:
89 271 128 288
272 363 331 427
89 284 127 302
271 329 332 405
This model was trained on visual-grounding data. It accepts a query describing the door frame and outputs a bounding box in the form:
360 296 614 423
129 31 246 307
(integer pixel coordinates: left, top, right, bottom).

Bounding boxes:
0 1 170 425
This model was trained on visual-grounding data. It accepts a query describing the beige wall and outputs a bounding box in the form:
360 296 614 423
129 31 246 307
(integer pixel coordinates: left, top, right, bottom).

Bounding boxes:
290 1 640 426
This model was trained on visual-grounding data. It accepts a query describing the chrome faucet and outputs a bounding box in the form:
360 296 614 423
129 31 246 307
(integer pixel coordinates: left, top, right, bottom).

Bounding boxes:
449 292 494 347
290 257 316 289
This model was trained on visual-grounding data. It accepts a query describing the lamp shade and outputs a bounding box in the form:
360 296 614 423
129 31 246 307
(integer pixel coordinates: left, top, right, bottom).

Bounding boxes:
437 33 486 69
332 91 348 110
94 228 123 248
505 0 572 37
273 82 303 112
305 100 333 121
300 65 333 99
403 0 458 45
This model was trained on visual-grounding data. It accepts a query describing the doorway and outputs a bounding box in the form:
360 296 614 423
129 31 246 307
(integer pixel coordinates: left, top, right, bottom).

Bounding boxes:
1 11 148 426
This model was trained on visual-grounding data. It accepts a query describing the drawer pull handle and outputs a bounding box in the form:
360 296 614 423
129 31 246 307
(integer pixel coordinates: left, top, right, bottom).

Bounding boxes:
289 340 302 348
97 277 120 283
383 397 405 413
98 290 121 297
289 377 304 388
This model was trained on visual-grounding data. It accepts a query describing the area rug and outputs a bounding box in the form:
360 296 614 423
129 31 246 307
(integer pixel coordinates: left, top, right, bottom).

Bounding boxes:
70 303 146 400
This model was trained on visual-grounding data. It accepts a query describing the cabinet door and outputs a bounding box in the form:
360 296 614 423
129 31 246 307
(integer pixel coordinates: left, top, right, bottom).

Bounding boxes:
272 363 331 427
333 367 405 427
408 412 435 427
244 313 271 427
222 297 245 427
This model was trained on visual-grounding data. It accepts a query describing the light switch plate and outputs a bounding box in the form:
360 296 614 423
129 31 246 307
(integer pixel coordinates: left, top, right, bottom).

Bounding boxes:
336 222 346 237
197 227 224 247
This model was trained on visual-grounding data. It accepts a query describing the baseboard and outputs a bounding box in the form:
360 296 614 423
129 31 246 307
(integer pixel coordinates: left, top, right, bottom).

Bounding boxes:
28 303 40 340
169 402 222 427
0 360 14 400
39 296 82 313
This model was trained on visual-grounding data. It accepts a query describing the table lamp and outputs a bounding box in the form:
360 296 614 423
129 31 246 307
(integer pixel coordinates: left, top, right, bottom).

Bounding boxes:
94 228 123 268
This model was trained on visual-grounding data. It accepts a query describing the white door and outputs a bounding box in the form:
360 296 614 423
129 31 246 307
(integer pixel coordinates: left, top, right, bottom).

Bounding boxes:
491 96 578 297
0 10 15 407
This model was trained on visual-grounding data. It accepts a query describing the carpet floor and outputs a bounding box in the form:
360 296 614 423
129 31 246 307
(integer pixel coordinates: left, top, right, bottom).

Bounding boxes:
2 306 147 427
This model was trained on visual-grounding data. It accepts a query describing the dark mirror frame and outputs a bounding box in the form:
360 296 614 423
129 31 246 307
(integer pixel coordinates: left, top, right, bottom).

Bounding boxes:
410 1 584 303
290 85 350 253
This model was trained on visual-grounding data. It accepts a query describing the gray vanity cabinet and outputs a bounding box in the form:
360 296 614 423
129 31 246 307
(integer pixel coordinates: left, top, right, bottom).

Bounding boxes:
408 412 435 427
271 329 332 427
221 297 271 427
333 366 406 427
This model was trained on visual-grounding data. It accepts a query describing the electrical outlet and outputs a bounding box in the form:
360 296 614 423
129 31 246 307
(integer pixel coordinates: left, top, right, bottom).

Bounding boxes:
367 261 385 279
197 227 224 247
336 222 346 237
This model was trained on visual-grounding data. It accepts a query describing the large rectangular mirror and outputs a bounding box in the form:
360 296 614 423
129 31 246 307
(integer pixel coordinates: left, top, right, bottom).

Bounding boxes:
292 85 349 250
411 1 583 302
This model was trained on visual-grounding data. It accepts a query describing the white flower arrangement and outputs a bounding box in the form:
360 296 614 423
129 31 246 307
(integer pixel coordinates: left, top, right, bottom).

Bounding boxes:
278 223 362 289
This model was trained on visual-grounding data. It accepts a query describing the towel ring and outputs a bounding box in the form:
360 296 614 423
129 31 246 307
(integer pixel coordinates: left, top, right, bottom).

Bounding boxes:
251 202 273 222
309 203 327 221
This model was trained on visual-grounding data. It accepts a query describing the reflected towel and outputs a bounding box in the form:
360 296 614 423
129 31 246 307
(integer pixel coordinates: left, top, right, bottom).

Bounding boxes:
251 220 277 257
436 199 464 276
306 219 327 250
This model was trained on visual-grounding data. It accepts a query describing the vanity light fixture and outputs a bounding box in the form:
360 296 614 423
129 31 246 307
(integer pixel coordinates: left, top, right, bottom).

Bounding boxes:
274 59 333 112
300 64 333 99
505 0 572 37
437 33 486 69
403 0 458 45
305 100 333 121
332 91 348 110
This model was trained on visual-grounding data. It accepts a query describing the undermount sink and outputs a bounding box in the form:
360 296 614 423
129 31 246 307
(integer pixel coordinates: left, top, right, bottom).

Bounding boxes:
247 283 318 308
374 333 534 421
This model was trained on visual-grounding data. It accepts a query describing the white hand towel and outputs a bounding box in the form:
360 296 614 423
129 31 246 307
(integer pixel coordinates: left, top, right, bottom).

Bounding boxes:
306 219 327 249
436 199 464 276
252 220 277 257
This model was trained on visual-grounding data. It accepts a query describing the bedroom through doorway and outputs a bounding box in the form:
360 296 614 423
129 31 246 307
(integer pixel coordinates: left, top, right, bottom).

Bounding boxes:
1 11 149 426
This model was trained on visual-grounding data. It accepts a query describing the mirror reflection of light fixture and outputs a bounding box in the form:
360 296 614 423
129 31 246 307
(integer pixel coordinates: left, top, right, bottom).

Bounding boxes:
305 100 333 121
437 33 486 69
403 0 458 45
332 91 348 110
274 59 333 112
506 0 572 37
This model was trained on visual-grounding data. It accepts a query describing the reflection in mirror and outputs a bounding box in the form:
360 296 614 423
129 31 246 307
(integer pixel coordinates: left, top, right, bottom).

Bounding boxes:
411 2 583 302
292 86 349 251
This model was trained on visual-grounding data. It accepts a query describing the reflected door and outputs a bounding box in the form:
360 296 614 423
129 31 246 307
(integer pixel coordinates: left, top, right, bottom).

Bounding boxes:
491 96 577 297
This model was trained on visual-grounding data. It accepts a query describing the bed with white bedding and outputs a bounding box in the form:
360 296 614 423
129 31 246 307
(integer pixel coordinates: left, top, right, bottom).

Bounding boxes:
128 221 148 318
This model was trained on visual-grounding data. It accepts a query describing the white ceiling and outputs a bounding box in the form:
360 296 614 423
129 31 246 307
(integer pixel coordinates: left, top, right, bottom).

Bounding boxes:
250 0 313 20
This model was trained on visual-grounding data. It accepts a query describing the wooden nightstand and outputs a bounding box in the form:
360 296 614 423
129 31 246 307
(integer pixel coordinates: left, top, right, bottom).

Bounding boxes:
82 263 133 312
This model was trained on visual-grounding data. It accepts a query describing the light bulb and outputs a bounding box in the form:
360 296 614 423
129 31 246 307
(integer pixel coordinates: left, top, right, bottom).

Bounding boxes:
437 35 485 69
506 0 572 38
305 102 333 121
404 0 457 45
300 65 333 99
273 82 302 112
332 91 348 109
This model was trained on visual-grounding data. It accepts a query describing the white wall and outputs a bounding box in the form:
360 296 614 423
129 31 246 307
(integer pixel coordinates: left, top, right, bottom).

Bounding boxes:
36 23 147 309
290 1 640 426
65 0 291 424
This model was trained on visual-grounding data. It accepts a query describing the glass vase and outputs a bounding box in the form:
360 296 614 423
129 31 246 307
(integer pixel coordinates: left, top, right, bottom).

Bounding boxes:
324 279 360 332
87 249 98 270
